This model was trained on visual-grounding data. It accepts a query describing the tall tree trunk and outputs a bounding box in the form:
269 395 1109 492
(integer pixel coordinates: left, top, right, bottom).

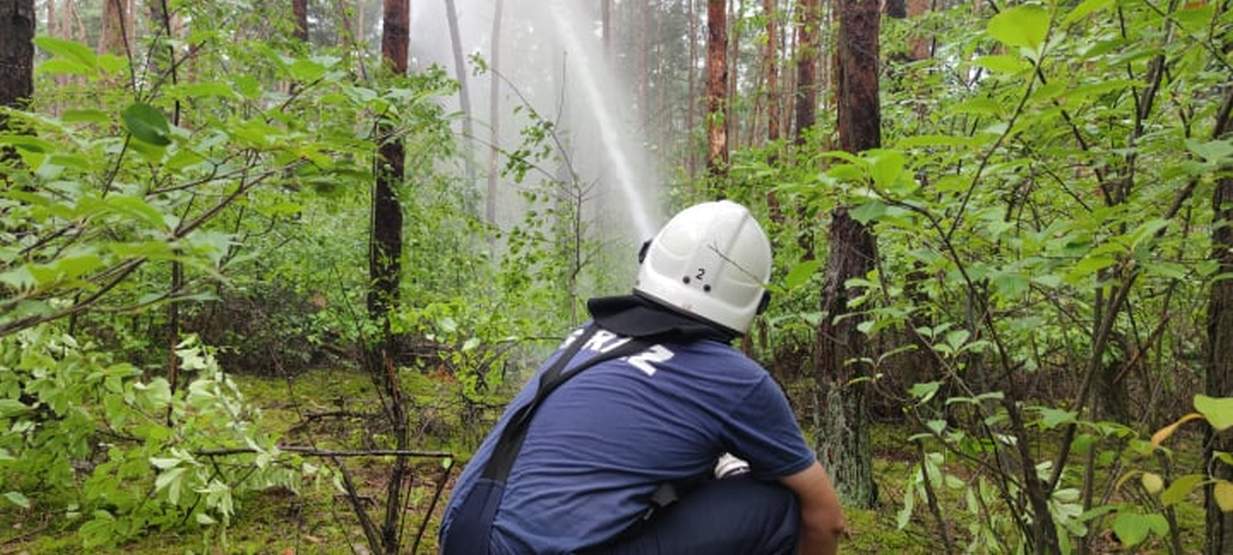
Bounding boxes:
485 0 504 226
705 0 728 178
98 0 128 54
444 0 477 195
794 0 821 258
638 0 650 129
687 0 698 178
1204 87 1233 555
764 0 783 221
46 0 56 39
793 0 820 145
0 0 35 134
373 0 409 552
293 0 309 41
602 0 612 54
727 0 741 149
764 0 780 144
814 0 880 509
907 0 930 60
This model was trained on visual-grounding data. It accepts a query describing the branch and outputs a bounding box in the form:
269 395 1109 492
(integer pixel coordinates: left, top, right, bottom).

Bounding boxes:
195 446 454 458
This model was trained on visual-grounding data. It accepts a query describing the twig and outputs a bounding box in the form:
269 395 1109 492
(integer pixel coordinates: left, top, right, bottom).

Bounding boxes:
915 440 955 555
411 461 454 554
195 446 453 458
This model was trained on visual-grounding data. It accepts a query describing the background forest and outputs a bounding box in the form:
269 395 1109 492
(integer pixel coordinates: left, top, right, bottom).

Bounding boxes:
1 0 1232 553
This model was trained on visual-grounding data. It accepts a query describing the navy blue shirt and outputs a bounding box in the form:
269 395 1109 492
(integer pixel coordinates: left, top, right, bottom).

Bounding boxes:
439 326 815 554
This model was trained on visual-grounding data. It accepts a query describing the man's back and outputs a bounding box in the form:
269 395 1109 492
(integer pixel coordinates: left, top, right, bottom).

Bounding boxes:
440 327 812 554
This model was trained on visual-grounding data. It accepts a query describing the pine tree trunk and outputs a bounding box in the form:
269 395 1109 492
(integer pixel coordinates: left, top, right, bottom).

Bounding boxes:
0 0 35 125
1204 88 1233 555
98 0 128 54
444 0 477 193
792 0 819 145
765 0 780 144
485 0 504 226
687 0 698 178
705 0 728 178
638 0 650 129
374 0 409 552
764 0 783 221
814 0 880 509
727 0 742 149
293 0 309 41
907 0 930 60
602 0 612 54
46 0 56 40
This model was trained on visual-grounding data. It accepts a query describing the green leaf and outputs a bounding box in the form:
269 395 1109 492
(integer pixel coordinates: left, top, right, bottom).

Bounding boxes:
150 457 181 470
138 378 173 408
869 150 906 189
1063 0 1114 24
33 36 97 69
1161 474 1204 506
37 58 93 76
1195 395 1233 431
909 381 942 404
1038 407 1077 429
154 467 187 504
179 82 237 99
0 399 31 418
850 201 888 224
122 103 172 146
987 5 1050 52
289 59 327 82
784 260 821 290
1113 512 1150 547
974 54 1031 74
3 491 30 509
1217 480 1233 512
106 196 169 230
1174 3 1214 33
1186 139 1233 165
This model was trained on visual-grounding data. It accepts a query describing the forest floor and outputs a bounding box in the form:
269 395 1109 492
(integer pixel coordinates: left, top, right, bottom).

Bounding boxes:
0 367 1206 554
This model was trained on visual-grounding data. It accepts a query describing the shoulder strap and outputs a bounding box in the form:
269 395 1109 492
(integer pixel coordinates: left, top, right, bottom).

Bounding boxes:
481 325 651 481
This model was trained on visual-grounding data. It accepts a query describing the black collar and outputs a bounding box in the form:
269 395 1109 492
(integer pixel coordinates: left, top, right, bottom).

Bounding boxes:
586 293 737 343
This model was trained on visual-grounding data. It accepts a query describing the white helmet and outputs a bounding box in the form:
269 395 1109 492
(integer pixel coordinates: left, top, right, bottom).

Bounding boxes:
635 200 772 335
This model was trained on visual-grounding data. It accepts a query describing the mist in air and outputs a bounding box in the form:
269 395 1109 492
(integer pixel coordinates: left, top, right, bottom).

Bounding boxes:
408 0 664 247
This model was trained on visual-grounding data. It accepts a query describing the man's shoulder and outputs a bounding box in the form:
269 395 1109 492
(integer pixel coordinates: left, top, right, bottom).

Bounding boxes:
673 339 770 379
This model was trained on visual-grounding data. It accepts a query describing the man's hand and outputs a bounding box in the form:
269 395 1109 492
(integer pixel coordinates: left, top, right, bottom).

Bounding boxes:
780 462 846 555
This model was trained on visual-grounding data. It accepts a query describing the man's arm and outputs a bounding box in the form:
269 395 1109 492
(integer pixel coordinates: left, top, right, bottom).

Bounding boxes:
780 462 845 555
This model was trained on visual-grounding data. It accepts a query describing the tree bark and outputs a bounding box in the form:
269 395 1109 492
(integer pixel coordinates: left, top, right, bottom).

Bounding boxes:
1204 88 1233 555
814 0 880 509
602 0 612 54
46 0 56 40
727 0 742 148
373 0 409 552
687 0 698 178
98 0 128 54
764 0 780 144
793 0 820 145
907 0 930 60
0 0 35 125
444 0 477 193
705 0 729 178
764 0 784 221
293 0 309 42
638 0 650 129
485 0 504 226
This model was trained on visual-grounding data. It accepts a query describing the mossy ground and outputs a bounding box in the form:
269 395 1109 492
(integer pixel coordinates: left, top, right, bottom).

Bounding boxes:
0 369 1208 554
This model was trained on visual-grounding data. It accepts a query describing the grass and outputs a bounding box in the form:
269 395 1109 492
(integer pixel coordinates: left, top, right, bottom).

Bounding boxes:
0 367 1213 553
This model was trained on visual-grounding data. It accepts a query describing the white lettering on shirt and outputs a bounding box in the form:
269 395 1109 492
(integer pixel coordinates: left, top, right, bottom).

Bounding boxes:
583 330 617 352
626 345 674 376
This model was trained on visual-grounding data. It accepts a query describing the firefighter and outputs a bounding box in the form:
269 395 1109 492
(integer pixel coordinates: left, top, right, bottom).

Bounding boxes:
441 200 845 554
